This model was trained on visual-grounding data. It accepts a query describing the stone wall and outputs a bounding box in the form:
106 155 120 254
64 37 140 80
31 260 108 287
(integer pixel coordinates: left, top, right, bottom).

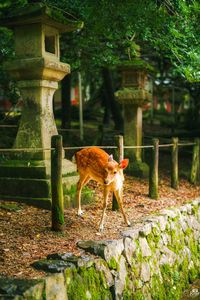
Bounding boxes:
1 199 200 300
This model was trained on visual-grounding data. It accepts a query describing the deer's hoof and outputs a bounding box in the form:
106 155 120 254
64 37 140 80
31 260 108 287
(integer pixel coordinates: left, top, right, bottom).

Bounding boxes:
99 224 104 232
127 221 131 227
78 210 84 216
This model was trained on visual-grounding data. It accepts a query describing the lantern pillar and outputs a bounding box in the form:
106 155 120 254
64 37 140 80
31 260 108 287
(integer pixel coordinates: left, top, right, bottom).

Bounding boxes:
115 59 153 177
0 3 83 207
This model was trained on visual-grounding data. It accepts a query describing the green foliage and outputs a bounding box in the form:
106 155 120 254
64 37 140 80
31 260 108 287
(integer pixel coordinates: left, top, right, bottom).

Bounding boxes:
150 0 200 82
0 0 28 100
44 0 200 82
0 0 199 82
0 11 21 104
0 0 27 12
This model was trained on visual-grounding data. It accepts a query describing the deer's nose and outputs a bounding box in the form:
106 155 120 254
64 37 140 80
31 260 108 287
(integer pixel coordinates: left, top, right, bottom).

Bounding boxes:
104 179 109 185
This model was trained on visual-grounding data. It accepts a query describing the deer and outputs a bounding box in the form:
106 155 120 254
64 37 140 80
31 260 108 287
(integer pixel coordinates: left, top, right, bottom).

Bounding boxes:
75 147 131 231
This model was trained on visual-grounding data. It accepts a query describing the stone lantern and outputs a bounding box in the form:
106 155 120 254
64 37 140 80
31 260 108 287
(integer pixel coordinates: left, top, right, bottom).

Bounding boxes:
115 59 153 177
0 3 83 206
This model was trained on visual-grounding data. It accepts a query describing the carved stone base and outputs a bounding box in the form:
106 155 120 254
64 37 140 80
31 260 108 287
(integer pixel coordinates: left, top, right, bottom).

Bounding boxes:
0 156 79 208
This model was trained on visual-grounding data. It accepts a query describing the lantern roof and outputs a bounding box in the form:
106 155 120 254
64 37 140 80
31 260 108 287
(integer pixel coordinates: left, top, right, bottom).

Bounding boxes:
0 2 83 33
118 58 155 73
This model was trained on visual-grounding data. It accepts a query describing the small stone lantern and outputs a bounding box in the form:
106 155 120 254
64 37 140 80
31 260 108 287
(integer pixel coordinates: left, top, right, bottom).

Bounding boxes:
115 59 154 177
0 3 83 206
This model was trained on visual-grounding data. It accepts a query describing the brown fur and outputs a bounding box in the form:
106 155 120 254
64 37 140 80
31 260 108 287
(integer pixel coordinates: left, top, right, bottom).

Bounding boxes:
75 147 130 231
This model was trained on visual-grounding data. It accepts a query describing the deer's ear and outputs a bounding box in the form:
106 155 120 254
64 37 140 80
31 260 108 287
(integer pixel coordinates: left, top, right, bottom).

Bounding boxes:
119 159 129 169
108 154 113 162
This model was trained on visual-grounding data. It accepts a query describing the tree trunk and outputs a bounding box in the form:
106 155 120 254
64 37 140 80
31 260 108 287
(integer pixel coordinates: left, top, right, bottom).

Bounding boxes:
102 88 111 126
61 74 71 129
102 68 123 131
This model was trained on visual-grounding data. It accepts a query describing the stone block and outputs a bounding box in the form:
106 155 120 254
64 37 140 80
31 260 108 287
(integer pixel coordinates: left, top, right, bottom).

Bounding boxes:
0 278 45 300
140 262 151 282
124 237 137 266
45 273 68 300
139 237 152 257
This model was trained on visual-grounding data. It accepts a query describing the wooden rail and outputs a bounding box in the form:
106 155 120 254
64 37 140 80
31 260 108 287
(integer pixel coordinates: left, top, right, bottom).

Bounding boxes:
0 135 199 230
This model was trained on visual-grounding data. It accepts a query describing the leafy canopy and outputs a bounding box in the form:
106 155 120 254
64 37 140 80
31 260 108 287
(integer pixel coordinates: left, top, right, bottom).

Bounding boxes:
0 0 200 82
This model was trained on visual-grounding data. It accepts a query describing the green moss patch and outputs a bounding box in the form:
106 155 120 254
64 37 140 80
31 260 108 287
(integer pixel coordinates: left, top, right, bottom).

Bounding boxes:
65 266 112 300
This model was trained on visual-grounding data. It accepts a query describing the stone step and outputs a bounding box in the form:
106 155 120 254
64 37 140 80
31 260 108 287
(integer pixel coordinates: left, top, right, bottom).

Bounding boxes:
0 159 49 179
0 174 79 209
0 177 51 198
0 157 79 208
0 194 51 209
0 164 48 179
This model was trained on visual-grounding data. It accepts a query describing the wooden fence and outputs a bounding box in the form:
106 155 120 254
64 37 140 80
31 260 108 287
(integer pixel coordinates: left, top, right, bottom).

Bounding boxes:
51 134 199 229
0 134 199 231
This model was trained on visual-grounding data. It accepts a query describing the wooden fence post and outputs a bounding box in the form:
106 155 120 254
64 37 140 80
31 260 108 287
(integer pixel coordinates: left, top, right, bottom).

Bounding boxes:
190 138 200 185
112 135 124 211
171 137 179 189
149 138 159 199
51 135 64 231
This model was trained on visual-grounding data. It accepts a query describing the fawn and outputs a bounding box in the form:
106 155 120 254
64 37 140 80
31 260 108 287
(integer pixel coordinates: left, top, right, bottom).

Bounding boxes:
75 147 130 231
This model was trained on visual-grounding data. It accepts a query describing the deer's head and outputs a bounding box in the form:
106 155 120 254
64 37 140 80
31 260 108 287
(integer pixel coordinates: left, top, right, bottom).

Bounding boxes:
103 155 129 185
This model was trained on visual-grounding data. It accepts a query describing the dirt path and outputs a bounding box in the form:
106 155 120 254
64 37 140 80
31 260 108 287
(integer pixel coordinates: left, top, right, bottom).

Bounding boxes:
0 175 200 279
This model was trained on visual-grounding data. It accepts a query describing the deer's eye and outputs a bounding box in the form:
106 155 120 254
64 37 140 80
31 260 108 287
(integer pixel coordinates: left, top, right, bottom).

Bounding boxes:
113 171 117 174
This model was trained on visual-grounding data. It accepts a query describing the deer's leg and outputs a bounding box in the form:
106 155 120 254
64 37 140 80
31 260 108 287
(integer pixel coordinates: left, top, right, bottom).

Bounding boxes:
114 189 131 226
77 174 90 216
99 187 109 232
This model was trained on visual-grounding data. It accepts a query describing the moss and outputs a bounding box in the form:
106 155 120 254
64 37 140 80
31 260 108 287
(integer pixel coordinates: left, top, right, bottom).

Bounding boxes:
131 262 140 278
161 265 179 299
122 275 135 299
2 2 83 31
188 235 200 262
133 289 146 300
179 257 188 273
115 88 151 104
134 241 143 263
188 266 198 283
152 224 160 236
169 228 185 254
146 233 157 254
118 58 155 73
160 263 191 300
45 205 200 299
151 274 166 300
63 184 95 208
122 289 133 300
134 279 143 289
0 202 22 211
108 257 119 271
53 206 64 225
145 227 161 248
187 237 200 281
63 171 78 178
185 228 193 236
191 204 199 216
65 266 112 300
152 232 161 245
130 161 149 178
